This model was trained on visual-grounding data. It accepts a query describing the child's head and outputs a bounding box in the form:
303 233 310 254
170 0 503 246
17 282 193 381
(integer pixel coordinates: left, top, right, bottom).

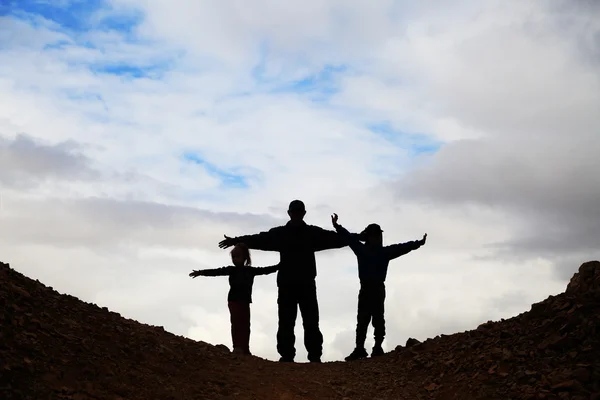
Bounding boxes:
230 243 252 267
360 223 383 246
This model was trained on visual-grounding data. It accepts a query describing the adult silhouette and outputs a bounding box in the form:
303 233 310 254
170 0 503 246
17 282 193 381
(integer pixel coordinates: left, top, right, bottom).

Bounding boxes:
218 200 353 363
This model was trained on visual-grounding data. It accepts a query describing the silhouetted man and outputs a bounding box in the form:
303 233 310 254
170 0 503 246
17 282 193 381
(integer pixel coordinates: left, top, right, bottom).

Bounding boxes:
218 200 352 363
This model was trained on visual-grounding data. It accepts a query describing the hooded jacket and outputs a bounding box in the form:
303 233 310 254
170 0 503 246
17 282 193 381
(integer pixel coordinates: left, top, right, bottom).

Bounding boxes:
334 224 422 284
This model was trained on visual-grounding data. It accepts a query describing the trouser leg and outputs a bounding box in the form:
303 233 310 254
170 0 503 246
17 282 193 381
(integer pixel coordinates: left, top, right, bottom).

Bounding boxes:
276 285 298 360
355 285 372 348
297 281 323 361
228 301 250 353
371 284 386 345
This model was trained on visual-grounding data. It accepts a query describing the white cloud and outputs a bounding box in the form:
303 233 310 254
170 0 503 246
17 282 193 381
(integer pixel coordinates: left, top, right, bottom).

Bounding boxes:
1 0 598 362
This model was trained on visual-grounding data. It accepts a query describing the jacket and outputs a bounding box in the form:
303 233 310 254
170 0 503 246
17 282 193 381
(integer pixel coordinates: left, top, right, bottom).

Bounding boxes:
334 224 422 284
234 220 356 286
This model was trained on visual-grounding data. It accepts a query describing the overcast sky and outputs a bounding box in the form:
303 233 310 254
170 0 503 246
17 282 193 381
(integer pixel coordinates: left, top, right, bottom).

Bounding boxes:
1 0 599 362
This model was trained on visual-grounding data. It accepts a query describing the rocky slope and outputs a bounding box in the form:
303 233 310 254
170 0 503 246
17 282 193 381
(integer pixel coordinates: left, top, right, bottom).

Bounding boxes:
1 260 599 400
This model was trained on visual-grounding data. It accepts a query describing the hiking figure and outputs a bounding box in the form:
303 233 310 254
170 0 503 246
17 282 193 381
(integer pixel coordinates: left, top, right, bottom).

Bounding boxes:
189 243 279 355
218 200 357 363
331 213 427 361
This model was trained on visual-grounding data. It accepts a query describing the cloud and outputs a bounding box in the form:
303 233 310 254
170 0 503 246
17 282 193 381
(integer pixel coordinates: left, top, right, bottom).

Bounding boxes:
0 133 100 188
0 194 282 251
1 0 598 362
381 1 600 272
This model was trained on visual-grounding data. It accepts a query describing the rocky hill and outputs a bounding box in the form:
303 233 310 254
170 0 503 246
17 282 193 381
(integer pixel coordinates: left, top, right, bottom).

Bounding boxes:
1 260 599 400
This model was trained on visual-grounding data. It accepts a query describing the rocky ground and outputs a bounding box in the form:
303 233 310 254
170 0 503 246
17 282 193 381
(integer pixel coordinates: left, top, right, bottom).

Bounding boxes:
1 260 599 400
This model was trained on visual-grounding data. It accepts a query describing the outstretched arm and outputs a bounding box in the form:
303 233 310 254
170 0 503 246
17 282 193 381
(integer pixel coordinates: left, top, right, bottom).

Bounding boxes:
218 227 282 252
311 225 348 251
385 234 427 261
327 213 364 254
252 264 280 276
189 266 233 278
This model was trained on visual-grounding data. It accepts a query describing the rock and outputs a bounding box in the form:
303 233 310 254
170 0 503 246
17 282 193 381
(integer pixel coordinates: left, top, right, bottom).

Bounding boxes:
215 344 230 353
572 368 591 382
566 261 600 295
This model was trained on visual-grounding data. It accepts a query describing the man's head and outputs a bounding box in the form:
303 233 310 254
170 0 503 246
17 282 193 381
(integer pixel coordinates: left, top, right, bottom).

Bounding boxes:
360 223 383 246
287 199 306 224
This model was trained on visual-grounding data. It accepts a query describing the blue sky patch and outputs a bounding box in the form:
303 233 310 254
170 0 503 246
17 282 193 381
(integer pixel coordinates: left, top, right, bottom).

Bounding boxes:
368 121 443 156
8 0 144 41
7 0 106 31
279 64 347 93
182 153 251 189
90 63 171 79
250 40 347 101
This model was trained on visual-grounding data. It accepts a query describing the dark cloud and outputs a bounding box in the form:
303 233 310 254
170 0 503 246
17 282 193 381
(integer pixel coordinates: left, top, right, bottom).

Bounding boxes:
397 134 600 270
0 133 100 188
0 195 283 251
392 0 600 274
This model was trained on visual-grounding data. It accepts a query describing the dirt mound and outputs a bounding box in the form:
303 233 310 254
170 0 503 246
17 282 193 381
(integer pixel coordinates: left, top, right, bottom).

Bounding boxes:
1 260 599 400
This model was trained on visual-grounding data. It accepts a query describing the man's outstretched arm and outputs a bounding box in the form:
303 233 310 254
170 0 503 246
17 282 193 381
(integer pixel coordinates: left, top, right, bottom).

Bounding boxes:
312 213 362 252
385 234 427 261
218 227 282 251
327 213 364 253
189 266 233 278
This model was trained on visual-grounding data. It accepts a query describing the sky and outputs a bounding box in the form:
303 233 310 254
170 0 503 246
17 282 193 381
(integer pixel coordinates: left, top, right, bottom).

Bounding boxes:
1 0 599 362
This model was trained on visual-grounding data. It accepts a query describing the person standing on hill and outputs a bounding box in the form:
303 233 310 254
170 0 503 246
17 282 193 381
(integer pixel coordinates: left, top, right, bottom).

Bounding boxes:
331 213 427 361
189 243 279 356
218 200 356 363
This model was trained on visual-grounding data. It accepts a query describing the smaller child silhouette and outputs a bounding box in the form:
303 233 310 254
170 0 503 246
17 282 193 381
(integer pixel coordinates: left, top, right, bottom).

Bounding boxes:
189 243 279 355
331 213 426 361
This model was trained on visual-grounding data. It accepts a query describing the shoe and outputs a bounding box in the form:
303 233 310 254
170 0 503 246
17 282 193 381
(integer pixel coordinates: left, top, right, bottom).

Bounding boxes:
309 358 322 363
279 356 294 362
344 347 368 361
371 344 384 357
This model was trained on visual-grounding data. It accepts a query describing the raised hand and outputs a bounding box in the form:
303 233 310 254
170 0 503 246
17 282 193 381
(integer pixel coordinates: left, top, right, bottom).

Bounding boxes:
218 234 235 249
420 233 427 246
331 213 339 227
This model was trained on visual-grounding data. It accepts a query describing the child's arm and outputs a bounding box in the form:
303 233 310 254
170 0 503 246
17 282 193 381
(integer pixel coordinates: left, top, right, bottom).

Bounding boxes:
189 266 233 278
251 263 280 276
330 213 363 254
384 234 427 261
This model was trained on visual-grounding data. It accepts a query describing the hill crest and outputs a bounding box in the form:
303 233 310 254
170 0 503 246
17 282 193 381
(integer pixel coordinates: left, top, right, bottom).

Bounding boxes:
1 260 599 399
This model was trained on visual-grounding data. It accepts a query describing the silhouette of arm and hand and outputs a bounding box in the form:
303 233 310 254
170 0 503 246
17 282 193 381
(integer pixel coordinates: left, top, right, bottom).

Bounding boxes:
218 228 282 252
251 264 280 276
189 264 279 278
384 233 427 261
189 266 234 278
330 213 364 253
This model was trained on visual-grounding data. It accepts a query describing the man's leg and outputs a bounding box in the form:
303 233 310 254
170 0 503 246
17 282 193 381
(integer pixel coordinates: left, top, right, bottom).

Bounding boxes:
277 285 298 362
345 285 371 361
297 281 323 362
371 284 386 356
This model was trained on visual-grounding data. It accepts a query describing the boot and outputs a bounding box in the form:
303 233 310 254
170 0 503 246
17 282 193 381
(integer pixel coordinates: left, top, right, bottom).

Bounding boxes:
371 343 384 357
308 354 322 363
344 347 368 361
